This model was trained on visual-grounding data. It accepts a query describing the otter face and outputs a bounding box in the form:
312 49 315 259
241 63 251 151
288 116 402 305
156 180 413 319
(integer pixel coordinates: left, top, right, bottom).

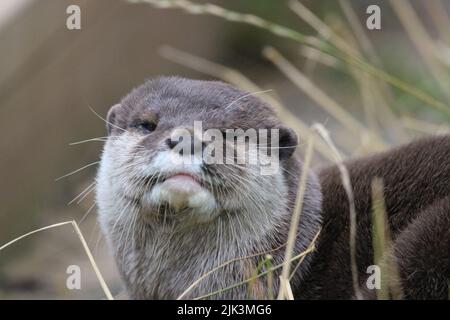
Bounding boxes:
96 77 298 227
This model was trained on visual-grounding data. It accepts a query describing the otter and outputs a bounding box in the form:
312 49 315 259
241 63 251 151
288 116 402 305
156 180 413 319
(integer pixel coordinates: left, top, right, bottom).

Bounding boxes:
96 76 450 300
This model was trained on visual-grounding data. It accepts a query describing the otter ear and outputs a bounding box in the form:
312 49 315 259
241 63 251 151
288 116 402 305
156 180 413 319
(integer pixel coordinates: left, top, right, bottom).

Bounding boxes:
106 104 122 135
277 126 298 159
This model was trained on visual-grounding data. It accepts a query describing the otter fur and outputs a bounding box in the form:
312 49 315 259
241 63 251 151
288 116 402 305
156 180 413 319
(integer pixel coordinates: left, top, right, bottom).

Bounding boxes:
96 77 450 300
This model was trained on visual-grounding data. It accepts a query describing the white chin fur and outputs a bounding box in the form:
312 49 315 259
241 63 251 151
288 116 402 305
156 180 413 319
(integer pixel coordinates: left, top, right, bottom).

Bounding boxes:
143 178 218 222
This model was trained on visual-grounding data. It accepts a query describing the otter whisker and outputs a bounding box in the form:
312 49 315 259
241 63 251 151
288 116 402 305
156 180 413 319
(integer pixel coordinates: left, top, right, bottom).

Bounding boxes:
68 181 96 205
111 192 137 253
75 183 97 205
69 136 109 145
79 201 97 224
55 161 100 181
89 106 126 132
224 89 273 111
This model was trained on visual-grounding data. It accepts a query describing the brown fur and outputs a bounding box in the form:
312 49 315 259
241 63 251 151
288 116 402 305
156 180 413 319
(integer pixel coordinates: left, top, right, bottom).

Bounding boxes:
296 135 450 299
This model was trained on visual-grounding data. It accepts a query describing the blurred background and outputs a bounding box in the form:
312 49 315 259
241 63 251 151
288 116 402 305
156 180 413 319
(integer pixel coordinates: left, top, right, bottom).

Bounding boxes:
0 0 449 299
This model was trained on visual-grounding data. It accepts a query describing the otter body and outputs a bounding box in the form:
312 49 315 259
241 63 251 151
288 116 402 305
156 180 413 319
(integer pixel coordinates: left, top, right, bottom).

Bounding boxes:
299 136 450 299
96 77 450 299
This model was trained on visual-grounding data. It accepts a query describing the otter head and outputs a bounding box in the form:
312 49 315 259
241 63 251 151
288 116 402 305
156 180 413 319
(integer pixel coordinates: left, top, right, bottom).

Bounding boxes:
96 77 322 299
97 76 303 225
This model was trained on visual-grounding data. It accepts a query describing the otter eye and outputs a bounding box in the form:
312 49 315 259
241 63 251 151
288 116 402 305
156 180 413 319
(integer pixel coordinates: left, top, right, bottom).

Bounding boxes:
135 121 157 133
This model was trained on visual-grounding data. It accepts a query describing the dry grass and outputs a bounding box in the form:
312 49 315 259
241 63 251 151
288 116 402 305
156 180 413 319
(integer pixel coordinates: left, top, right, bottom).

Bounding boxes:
371 178 403 300
0 221 113 300
278 131 315 300
192 229 321 300
312 124 362 299
2 0 450 300
132 0 450 117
